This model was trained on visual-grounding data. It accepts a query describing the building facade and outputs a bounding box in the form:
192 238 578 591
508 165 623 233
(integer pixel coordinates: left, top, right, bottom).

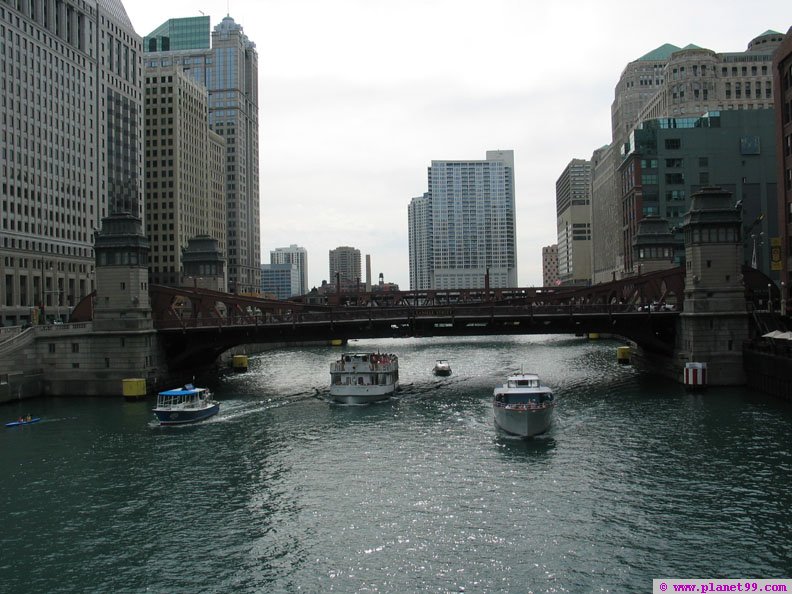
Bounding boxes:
270 245 308 296
619 109 777 278
556 159 592 285
261 263 300 300
0 0 143 327
328 246 361 288
144 15 259 294
773 26 792 289
542 245 559 287
143 64 226 287
408 150 517 290
593 31 783 283
407 193 432 291
590 144 621 283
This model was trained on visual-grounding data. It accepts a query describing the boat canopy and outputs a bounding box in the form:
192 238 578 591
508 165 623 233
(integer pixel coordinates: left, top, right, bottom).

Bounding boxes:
159 387 201 396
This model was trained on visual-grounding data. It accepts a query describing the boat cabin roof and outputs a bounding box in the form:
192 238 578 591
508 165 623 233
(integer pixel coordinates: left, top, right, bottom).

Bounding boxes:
505 373 544 388
507 373 540 381
159 385 203 396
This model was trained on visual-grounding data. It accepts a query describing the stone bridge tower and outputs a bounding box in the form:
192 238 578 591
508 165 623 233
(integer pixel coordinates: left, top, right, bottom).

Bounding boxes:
678 187 749 385
88 213 161 394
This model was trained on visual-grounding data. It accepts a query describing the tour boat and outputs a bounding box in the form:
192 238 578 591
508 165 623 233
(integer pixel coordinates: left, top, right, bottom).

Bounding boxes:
153 384 219 425
433 359 452 376
493 373 554 437
329 352 399 404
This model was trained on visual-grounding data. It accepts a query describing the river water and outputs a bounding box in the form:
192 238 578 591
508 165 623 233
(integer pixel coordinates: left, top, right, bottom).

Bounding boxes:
1 335 791 593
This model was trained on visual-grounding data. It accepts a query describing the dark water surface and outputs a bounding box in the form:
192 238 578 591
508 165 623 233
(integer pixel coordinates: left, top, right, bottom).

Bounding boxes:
2 336 791 593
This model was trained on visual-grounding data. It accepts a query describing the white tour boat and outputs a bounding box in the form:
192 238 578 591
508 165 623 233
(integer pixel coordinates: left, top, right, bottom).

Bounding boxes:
493 373 554 437
329 352 399 404
153 384 219 425
433 359 452 376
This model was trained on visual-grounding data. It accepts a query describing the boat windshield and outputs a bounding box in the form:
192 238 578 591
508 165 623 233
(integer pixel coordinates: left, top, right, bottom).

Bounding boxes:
510 378 539 388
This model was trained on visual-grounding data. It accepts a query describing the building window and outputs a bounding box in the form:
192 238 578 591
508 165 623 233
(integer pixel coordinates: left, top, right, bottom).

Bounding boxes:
665 139 681 150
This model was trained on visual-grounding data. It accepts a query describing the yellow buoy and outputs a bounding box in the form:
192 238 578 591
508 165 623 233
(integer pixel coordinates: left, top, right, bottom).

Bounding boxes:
330 339 344 347
122 378 147 400
616 346 631 365
232 354 249 372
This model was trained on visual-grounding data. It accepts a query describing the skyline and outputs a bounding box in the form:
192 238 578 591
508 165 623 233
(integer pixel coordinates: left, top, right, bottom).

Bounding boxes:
125 0 792 290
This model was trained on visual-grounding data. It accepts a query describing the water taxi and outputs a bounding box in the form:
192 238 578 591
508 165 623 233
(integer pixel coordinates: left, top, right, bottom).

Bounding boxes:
329 352 399 404
493 373 554 437
433 359 452 376
153 384 219 426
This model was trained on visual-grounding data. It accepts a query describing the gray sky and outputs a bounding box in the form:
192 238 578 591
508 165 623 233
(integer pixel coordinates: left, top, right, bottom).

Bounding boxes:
125 0 791 290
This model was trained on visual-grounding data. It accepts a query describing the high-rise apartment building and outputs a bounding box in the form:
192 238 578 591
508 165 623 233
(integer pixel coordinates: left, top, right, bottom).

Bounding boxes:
0 0 143 327
144 15 259 294
408 150 517 290
143 65 226 287
329 246 361 287
556 159 592 286
542 245 559 287
270 245 308 296
407 193 432 291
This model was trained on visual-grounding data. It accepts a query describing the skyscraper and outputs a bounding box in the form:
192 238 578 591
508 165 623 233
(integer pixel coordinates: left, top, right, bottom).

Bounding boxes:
0 0 143 327
594 31 784 281
329 247 361 287
144 15 259 294
270 245 308 296
143 65 226 287
408 150 517 290
556 159 592 286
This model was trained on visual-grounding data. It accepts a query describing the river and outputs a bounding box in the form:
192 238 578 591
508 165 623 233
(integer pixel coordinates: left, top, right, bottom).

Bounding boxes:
2 335 791 592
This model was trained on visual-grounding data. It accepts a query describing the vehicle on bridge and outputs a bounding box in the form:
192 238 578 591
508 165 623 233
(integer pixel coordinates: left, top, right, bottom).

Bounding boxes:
493 373 555 438
153 384 219 426
330 353 399 405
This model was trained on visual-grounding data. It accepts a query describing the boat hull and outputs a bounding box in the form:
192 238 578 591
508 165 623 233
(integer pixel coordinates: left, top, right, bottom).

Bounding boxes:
154 403 220 426
493 405 553 438
5 417 41 428
329 383 398 405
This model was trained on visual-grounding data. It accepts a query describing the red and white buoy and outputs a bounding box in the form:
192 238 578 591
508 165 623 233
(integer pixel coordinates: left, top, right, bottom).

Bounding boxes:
684 362 707 389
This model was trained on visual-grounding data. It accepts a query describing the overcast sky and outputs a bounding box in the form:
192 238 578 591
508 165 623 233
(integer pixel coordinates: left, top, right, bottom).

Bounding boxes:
125 1 791 290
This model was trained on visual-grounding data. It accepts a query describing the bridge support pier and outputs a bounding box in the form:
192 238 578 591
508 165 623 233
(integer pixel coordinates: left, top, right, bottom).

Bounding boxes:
674 187 749 386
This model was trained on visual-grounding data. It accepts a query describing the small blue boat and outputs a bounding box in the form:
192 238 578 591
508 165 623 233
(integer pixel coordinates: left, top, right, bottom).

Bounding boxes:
5 417 41 428
153 384 219 426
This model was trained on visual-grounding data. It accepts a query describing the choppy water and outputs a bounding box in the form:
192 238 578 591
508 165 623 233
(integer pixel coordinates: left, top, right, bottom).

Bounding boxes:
2 335 791 593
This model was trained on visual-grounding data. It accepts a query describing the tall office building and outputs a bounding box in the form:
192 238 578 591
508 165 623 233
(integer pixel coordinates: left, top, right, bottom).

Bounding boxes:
593 31 784 281
260 263 300 300
556 159 592 286
143 65 226 287
270 245 308 296
408 150 517 290
619 109 777 278
0 0 143 327
329 246 361 287
144 15 259 294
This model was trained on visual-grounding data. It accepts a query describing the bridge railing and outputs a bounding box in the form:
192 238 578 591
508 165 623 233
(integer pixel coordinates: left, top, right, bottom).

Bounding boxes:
154 301 676 330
